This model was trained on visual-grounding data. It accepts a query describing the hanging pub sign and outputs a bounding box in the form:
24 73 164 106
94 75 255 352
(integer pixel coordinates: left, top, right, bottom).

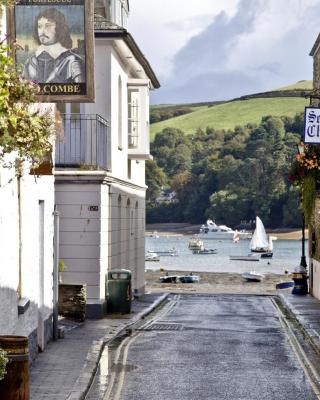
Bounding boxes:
8 0 95 102
304 107 320 144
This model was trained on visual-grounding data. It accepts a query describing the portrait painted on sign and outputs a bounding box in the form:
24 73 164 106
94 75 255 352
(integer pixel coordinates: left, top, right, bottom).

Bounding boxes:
11 0 94 102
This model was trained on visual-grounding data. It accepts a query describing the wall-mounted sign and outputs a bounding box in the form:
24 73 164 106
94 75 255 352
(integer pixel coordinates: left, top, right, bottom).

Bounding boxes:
304 107 320 144
8 0 95 102
88 205 99 212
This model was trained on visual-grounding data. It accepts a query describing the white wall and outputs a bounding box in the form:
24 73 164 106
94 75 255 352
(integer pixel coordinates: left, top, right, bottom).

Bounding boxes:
0 161 54 350
108 183 146 292
56 181 106 306
312 259 320 300
55 34 151 313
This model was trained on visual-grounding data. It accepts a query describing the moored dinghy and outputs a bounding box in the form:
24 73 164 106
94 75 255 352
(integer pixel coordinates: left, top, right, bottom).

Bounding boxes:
230 255 260 261
242 271 264 282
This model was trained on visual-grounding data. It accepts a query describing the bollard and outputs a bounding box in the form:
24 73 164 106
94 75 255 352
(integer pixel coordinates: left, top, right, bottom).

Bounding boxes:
292 265 308 295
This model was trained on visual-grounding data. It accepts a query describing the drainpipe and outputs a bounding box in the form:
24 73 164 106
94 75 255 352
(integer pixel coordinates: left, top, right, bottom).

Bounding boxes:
17 175 22 298
53 207 60 340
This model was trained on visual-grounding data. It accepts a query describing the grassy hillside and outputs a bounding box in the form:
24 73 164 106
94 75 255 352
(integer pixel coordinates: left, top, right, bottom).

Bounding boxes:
150 97 308 139
275 80 313 90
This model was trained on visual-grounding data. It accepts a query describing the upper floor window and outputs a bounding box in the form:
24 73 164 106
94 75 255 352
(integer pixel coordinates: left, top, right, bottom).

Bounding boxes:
128 89 139 149
118 75 123 150
95 0 128 29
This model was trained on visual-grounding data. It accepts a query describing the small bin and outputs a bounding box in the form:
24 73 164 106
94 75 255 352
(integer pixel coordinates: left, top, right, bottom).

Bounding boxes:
106 269 132 313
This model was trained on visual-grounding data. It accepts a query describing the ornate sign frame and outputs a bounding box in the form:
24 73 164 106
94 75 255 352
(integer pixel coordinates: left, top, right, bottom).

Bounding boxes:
8 0 95 102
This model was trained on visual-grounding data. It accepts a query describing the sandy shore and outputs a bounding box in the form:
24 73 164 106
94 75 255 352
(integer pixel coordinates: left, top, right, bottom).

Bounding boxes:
145 270 294 295
146 223 307 240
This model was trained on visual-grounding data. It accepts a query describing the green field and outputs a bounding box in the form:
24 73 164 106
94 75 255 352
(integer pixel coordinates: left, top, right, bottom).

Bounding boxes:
150 97 309 139
275 80 313 90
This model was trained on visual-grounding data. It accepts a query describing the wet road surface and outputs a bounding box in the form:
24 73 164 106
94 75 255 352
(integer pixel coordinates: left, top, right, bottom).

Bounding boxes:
86 294 318 400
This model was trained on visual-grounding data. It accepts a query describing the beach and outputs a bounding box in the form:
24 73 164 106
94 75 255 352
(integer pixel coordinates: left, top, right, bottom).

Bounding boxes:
145 223 304 295
145 270 294 295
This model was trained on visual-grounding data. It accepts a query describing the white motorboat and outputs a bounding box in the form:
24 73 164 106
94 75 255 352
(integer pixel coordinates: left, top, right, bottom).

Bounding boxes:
242 271 264 282
188 238 204 250
199 219 251 240
250 216 273 253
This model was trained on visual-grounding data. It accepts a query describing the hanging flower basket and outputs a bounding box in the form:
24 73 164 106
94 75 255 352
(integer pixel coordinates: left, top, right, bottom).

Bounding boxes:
289 143 320 222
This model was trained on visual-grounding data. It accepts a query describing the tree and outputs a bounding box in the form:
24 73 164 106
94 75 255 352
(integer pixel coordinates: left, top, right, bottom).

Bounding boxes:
145 159 167 203
0 34 53 169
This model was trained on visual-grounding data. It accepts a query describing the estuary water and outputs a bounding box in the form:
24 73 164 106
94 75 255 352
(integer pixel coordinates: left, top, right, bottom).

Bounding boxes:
145 235 308 275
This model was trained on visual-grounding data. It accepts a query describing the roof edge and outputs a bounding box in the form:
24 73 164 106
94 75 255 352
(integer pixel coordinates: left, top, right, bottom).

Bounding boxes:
310 33 320 56
95 30 160 89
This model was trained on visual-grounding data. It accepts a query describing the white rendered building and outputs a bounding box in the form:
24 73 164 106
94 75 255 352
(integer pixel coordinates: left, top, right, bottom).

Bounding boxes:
0 157 55 361
55 0 160 318
0 8 55 360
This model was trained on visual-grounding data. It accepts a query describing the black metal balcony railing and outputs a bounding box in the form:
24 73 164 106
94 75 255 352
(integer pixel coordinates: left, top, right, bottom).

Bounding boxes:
55 114 111 171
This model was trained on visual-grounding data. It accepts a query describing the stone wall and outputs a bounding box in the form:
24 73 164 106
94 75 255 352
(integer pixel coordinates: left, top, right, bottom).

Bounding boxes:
58 284 86 322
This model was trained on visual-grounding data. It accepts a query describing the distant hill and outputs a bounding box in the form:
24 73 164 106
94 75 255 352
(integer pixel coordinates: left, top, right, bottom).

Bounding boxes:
150 81 311 139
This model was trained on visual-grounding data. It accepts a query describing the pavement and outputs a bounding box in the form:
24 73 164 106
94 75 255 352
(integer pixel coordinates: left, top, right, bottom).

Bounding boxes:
279 293 320 354
29 291 320 400
29 292 169 400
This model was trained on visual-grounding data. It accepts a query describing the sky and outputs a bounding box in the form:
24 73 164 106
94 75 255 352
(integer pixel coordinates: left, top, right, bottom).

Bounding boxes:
129 0 320 105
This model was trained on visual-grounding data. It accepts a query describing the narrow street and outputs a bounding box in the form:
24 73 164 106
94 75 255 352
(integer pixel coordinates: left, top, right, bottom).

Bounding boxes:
86 294 319 400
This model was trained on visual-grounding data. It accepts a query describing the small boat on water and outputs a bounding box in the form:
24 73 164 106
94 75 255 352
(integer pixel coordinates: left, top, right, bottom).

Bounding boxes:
148 248 178 256
250 217 273 254
276 281 294 289
199 219 252 240
261 252 273 259
230 255 260 261
242 271 264 282
188 238 204 250
193 248 217 255
145 252 160 262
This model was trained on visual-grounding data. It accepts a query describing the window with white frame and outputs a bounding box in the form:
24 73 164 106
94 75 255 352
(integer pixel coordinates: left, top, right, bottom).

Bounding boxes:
118 75 123 149
128 89 139 149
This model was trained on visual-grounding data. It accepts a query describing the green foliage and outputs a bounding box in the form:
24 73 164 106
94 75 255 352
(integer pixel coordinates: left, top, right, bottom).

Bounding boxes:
58 259 65 273
289 143 320 223
147 113 303 227
146 203 184 223
150 97 308 139
145 159 167 203
0 348 8 381
150 107 193 124
302 174 317 224
0 44 54 169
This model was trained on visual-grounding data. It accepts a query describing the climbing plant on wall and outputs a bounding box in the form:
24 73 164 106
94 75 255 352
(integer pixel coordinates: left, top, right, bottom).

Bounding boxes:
0 1 54 169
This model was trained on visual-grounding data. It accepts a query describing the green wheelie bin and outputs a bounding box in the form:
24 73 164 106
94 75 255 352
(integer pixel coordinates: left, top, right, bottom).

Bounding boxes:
106 269 132 313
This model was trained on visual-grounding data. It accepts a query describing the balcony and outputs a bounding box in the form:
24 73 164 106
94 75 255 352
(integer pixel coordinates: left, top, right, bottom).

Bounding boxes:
55 114 111 171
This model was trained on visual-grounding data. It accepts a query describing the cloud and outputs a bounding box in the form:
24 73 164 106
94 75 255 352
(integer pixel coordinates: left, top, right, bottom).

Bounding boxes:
149 0 319 104
129 0 239 77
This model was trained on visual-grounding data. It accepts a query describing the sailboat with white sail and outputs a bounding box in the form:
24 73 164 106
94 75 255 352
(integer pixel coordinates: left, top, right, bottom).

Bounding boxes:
250 216 273 255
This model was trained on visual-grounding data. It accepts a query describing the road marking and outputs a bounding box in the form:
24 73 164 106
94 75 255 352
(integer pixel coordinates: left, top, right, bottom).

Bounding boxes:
102 295 180 400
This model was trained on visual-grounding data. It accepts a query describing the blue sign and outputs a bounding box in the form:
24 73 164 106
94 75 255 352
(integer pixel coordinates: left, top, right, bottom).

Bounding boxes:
304 107 320 143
